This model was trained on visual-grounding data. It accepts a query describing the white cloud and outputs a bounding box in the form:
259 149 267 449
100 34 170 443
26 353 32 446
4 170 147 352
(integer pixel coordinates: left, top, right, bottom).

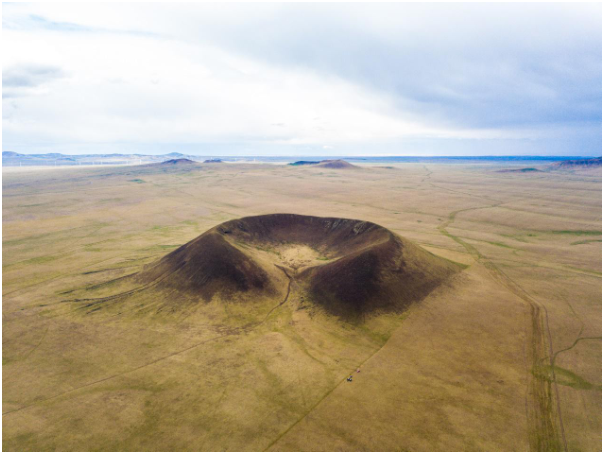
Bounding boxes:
2 3 601 155
2 23 486 147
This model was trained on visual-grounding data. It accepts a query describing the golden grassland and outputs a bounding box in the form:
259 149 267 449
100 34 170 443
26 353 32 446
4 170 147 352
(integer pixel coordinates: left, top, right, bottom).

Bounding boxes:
2 162 601 451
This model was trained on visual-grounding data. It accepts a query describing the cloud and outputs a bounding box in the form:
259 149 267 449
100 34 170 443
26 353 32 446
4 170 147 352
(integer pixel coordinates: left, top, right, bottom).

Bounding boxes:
2 3 601 155
3 64 64 88
3 64 65 99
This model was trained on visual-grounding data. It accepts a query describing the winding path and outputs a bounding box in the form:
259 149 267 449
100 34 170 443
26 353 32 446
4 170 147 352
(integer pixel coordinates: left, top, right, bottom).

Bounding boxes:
427 166 567 451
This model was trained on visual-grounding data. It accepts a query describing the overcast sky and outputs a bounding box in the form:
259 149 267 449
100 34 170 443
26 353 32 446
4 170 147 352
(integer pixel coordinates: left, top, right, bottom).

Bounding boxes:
3 3 602 156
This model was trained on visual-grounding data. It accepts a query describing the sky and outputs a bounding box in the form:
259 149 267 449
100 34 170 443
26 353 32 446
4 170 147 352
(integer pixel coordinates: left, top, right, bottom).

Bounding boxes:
2 3 602 156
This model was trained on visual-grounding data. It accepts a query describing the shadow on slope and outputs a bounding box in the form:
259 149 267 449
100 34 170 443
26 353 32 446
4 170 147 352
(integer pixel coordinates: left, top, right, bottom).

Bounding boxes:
137 214 460 319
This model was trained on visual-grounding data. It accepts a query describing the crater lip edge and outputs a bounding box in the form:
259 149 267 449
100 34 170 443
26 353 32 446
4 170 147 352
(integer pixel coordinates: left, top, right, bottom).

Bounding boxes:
139 213 460 317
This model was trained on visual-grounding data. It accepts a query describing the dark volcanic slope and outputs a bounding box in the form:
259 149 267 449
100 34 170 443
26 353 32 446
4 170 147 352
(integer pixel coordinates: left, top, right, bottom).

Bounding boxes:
141 230 272 301
140 214 459 317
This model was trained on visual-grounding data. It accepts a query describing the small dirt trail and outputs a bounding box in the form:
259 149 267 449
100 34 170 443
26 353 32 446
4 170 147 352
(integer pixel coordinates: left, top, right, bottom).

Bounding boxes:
263 329 394 452
423 165 566 451
437 205 566 451
261 266 294 323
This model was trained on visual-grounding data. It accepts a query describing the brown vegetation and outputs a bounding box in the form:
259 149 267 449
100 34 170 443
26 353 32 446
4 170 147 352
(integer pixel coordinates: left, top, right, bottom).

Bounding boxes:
2 162 600 451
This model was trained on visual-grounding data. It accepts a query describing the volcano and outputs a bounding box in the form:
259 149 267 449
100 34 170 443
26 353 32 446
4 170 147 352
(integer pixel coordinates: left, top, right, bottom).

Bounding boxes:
139 214 460 317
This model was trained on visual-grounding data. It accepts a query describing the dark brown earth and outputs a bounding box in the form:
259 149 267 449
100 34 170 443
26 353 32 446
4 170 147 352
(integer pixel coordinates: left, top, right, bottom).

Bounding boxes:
140 214 460 318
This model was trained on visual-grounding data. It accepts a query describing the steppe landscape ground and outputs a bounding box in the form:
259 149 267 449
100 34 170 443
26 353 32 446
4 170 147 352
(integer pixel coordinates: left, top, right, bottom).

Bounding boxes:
2 161 601 451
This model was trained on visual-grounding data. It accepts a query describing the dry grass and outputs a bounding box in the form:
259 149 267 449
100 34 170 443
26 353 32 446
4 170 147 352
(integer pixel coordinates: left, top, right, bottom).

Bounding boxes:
2 162 601 451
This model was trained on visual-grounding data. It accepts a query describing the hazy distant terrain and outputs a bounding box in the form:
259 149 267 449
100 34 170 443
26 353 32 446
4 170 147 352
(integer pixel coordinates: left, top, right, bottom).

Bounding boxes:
2 161 601 451
2 151 594 167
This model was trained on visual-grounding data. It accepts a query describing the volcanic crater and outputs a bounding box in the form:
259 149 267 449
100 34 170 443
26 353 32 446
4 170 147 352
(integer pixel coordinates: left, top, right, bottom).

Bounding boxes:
140 214 460 317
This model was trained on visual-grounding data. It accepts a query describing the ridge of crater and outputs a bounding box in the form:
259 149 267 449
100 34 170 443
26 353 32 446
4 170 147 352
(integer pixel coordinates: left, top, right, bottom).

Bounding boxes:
139 214 460 317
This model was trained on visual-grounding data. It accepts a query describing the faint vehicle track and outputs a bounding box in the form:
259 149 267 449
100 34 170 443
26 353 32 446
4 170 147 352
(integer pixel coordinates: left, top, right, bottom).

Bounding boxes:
437 203 566 451
261 266 294 322
264 169 568 451
422 164 567 451
262 319 397 452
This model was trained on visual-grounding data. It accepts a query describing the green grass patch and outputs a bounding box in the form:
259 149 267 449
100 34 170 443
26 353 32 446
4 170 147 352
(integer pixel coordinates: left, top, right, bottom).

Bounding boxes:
533 364 602 390
486 241 515 249
570 239 602 246
549 230 601 236
130 178 145 183
141 244 181 251
500 233 529 243
4 223 110 248
356 325 391 346
3 357 15 366
4 254 61 269
16 203 46 208
26 255 59 264
254 245 281 257
149 225 186 234
566 266 601 276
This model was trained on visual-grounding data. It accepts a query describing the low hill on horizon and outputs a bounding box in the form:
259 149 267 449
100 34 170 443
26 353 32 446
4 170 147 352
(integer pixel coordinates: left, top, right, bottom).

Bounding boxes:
158 158 198 165
551 157 602 170
289 159 358 169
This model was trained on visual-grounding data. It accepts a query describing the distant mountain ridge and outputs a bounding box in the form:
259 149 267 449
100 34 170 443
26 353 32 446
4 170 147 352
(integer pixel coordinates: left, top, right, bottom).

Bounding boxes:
2 151 202 166
289 159 358 169
3 151 601 167
551 157 602 170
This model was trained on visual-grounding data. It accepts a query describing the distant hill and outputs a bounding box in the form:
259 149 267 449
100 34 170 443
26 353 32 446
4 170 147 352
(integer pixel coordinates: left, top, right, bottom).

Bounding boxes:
497 167 542 173
551 157 602 170
4 152 596 168
289 159 358 169
289 161 321 166
159 158 198 165
315 159 358 169
1 151 202 167
204 159 223 163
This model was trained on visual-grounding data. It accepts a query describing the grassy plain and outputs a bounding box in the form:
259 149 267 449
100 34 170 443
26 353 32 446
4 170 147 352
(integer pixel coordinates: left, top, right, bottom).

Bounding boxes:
2 162 601 451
